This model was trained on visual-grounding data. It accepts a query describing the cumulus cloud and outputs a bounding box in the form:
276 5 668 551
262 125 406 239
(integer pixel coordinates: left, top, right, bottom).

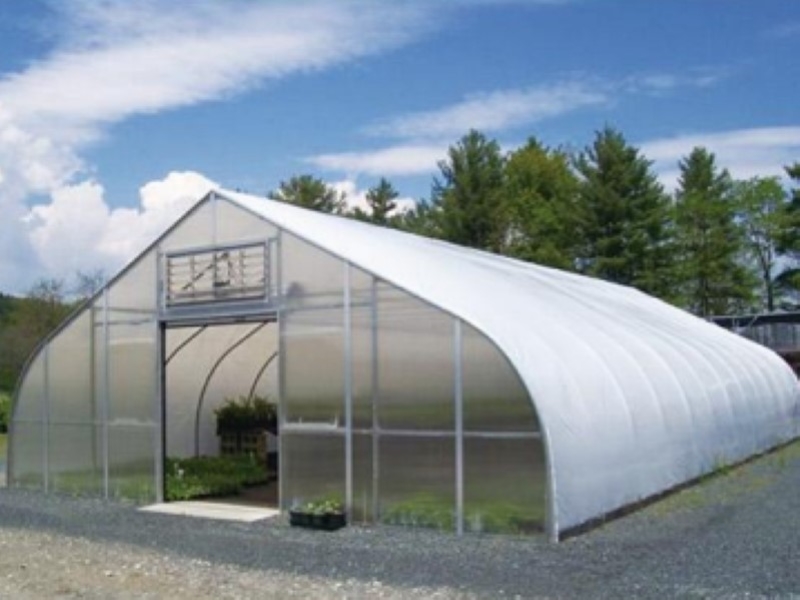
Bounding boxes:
25 171 216 280
640 126 800 191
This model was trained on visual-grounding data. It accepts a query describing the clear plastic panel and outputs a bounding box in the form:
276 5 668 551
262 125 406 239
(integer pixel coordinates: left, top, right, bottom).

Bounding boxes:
282 432 344 509
379 435 455 530
462 322 539 432
108 251 157 313
9 421 44 489
108 321 157 423
283 307 344 424
280 232 344 308
350 275 374 429
107 425 156 503
463 437 546 534
48 311 94 424
376 283 454 431
159 199 214 253
215 198 277 246
48 424 103 495
12 351 45 422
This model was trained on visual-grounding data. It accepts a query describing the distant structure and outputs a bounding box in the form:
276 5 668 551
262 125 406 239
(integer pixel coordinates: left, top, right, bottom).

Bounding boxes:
711 312 800 375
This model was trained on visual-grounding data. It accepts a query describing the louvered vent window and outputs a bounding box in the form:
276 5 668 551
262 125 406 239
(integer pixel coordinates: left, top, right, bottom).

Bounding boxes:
166 242 268 306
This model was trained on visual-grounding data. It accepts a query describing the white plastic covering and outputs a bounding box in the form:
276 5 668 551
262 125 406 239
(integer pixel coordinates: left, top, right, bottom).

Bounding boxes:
220 189 800 535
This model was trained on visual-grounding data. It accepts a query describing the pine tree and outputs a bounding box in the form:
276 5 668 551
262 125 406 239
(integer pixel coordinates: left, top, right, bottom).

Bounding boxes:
574 127 673 298
673 147 753 315
268 174 345 214
501 138 581 270
365 178 399 226
432 130 505 252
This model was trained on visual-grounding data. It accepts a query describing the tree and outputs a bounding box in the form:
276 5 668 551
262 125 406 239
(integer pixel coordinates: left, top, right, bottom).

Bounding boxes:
365 178 399 226
268 174 346 214
573 127 673 298
394 199 440 238
672 147 753 316
733 176 792 311
0 278 72 393
431 130 506 252
72 269 106 301
500 138 581 270
775 163 800 302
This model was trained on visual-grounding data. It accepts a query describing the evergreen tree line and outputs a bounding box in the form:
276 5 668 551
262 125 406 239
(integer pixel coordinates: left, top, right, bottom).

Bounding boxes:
270 127 800 317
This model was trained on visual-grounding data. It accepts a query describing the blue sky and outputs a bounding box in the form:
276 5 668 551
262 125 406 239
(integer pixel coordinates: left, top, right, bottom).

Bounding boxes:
0 0 798 292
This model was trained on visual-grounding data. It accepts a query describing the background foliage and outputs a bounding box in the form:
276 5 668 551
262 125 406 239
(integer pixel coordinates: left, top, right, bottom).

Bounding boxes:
1 127 798 396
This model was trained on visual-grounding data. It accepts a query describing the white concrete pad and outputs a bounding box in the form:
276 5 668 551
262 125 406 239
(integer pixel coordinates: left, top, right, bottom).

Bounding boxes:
140 501 280 523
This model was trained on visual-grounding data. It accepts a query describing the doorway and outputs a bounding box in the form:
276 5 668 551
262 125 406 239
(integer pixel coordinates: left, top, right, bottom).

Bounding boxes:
161 318 279 508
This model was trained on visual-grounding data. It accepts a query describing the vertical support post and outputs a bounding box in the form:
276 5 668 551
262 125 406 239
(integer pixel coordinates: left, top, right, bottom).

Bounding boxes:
344 263 353 519
154 248 164 503
155 321 165 504
102 288 110 499
371 277 379 522
89 297 98 479
454 318 464 536
42 345 50 493
276 230 286 510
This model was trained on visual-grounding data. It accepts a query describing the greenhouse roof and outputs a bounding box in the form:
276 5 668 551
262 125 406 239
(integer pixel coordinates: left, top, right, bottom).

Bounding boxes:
222 189 799 533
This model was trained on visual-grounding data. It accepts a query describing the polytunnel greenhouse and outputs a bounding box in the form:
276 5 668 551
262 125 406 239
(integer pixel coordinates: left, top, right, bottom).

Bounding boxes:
7 189 800 540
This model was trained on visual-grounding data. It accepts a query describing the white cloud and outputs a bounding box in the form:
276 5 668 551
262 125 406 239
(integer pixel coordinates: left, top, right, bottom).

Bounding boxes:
0 0 440 291
312 69 734 178
365 81 608 140
0 1 430 134
24 171 216 282
764 21 800 39
640 126 800 190
310 144 449 176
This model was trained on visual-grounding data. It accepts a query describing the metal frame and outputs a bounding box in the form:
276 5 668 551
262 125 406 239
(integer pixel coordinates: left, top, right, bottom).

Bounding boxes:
6 192 552 540
102 288 110 498
454 319 464 536
42 345 50 493
344 263 353 520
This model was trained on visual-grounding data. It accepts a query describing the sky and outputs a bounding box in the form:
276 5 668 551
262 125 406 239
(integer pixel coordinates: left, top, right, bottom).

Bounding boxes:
0 0 798 294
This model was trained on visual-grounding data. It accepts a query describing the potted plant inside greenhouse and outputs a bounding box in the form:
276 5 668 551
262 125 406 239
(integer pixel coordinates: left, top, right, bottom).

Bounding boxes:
289 498 347 531
215 395 277 464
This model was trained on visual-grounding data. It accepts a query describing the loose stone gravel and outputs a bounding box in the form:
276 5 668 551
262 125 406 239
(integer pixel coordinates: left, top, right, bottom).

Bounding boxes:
1 441 799 598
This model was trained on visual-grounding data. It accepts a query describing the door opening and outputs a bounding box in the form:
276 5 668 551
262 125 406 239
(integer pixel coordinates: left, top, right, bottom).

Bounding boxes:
161 318 279 508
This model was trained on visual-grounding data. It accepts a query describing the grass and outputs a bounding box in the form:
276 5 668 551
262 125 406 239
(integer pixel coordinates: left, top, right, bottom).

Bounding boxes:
650 438 800 517
0 433 6 460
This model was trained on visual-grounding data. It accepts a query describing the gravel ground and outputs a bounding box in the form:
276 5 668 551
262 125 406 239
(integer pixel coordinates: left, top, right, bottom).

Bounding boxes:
0 441 799 599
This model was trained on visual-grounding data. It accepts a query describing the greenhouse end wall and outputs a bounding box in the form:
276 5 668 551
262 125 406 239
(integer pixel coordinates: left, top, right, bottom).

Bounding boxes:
8 194 548 535
279 232 546 534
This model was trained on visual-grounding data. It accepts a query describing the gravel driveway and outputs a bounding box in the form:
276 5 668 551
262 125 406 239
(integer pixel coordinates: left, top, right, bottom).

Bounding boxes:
1 441 799 599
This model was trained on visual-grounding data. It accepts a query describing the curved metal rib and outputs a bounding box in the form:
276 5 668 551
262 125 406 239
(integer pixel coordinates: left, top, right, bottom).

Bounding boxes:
193 322 269 457
247 350 278 401
165 325 207 365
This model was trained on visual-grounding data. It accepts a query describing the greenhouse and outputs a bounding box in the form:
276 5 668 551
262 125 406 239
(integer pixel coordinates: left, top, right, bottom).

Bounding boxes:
7 189 800 540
